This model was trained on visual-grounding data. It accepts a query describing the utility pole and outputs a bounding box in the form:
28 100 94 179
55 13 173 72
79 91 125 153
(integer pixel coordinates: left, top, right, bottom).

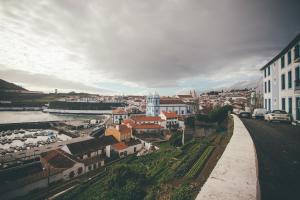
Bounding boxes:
182 128 185 145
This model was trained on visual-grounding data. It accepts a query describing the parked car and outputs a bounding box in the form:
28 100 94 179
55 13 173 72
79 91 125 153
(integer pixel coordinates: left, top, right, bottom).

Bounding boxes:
264 110 291 123
252 108 267 119
239 111 251 118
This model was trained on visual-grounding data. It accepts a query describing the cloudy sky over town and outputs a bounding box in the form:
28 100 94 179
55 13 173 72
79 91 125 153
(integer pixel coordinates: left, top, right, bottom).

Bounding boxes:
0 0 299 95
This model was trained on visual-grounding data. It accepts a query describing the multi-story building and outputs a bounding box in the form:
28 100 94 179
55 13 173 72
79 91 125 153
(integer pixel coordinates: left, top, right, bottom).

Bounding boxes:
261 33 300 121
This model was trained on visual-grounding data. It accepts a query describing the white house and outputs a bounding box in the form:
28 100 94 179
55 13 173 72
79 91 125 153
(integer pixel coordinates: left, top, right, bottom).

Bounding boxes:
260 33 300 122
112 139 143 158
112 108 128 124
159 111 185 129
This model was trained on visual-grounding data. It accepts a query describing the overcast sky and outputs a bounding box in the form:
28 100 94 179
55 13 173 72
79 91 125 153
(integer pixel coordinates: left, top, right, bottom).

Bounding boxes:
0 0 299 95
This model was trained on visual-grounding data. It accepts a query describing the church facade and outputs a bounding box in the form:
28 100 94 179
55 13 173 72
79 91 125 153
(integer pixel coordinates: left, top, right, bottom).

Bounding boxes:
146 94 188 116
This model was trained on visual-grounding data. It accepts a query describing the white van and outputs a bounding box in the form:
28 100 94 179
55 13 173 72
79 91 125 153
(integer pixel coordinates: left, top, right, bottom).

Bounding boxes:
252 108 267 119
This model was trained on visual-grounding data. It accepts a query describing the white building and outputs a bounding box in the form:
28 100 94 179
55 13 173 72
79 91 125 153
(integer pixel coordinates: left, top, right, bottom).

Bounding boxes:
146 94 188 116
261 33 300 121
112 108 128 124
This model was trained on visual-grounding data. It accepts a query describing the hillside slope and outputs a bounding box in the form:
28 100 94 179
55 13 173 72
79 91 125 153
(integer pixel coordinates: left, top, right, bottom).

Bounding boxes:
0 79 27 91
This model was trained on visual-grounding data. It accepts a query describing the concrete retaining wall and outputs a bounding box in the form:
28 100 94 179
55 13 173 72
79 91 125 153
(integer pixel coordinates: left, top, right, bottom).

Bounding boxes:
196 115 260 200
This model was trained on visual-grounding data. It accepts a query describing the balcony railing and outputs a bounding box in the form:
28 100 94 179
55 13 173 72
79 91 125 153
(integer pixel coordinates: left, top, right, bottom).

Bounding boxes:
295 80 300 90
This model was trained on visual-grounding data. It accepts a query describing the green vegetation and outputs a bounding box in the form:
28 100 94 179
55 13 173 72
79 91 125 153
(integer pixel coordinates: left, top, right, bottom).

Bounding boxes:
59 138 213 200
171 184 193 200
185 146 215 178
59 116 233 200
49 101 126 110
208 105 233 123
169 131 182 147
196 105 233 124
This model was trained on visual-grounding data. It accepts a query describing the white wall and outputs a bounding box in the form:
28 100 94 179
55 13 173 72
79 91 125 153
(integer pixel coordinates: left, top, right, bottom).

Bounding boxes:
160 104 187 115
113 114 128 124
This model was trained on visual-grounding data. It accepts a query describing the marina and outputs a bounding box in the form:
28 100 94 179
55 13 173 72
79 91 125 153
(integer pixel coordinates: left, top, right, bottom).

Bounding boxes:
0 129 71 155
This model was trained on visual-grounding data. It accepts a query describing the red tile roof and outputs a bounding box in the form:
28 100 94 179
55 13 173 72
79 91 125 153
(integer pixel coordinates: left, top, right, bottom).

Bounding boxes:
161 111 178 119
160 98 185 104
113 142 128 151
41 150 75 169
112 108 127 115
134 124 164 129
131 116 163 122
122 119 136 127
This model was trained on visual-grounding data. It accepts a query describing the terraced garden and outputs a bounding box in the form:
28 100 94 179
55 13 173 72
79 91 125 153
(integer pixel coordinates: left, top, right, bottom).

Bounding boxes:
58 117 233 200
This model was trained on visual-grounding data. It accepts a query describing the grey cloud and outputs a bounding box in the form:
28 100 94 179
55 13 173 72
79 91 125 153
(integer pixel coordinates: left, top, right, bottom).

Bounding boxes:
1 0 300 88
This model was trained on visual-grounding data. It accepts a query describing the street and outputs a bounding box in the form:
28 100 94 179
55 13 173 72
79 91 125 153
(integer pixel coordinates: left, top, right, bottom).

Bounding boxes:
241 119 300 200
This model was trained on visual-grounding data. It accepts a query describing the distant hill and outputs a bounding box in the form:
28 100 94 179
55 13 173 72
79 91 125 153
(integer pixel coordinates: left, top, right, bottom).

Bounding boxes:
0 79 27 91
227 79 260 90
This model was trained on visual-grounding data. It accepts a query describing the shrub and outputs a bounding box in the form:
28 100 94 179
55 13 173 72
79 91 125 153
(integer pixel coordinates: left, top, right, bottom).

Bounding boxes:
169 132 182 147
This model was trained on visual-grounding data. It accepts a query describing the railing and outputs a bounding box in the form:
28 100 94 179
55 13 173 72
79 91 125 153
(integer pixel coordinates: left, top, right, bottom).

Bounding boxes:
295 80 300 90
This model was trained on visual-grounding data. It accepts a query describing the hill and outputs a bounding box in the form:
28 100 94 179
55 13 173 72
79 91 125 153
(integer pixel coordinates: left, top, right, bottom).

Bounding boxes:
0 79 27 91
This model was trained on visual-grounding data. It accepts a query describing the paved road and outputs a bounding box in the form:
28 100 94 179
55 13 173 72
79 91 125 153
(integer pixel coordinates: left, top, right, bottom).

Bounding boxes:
241 119 300 200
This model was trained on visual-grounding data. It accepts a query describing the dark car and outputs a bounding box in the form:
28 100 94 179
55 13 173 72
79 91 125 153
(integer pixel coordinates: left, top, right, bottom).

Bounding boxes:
239 111 251 118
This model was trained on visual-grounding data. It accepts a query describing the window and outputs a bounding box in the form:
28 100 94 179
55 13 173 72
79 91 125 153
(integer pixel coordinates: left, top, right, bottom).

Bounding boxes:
268 80 271 92
181 110 184 115
282 98 286 111
288 98 292 114
288 51 292 65
296 67 300 88
268 99 271 111
264 68 267 77
268 66 270 76
288 71 292 88
295 44 299 60
281 74 286 90
281 56 285 68
264 82 267 93
265 99 267 109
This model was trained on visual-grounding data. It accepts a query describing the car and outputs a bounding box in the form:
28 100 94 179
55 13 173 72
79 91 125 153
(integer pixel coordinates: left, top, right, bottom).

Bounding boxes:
264 110 291 123
239 111 251 118
252 108 267 119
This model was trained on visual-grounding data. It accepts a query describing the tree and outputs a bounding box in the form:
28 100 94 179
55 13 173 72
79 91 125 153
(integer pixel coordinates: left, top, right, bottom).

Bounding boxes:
169 132 182 147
